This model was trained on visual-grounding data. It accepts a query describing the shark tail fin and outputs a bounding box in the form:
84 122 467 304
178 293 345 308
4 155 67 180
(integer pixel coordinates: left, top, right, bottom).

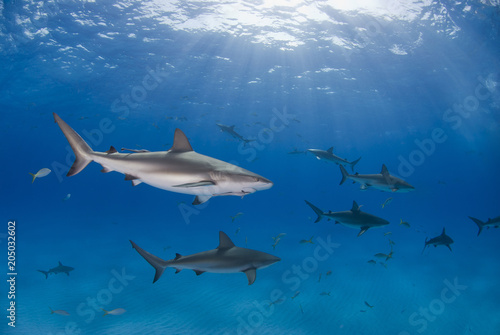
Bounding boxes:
53 113 94 177
38 270 49 279
468 216 484 236
130 240 169 283
421 238 429 254
350 157 362 172
339 165 349 185
304 200 323 223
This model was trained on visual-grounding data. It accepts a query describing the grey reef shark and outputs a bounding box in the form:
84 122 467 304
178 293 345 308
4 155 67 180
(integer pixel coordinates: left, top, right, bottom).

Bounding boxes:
339 164 415 193
216 123 254 144
53 113 273 205
307 147 361 172
130 231 280 285
422 228 454 254
37 261 74 279
305 200 390 237
468 216 500 236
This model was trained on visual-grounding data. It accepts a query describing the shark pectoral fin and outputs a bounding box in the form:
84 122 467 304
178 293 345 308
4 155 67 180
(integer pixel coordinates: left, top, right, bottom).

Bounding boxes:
193 195 212 205
194 270 205 276
173 181 216 188
174 268 182 274
358 227 370 237
447 245 453 252
125 174 139 181
131 180 142 186
244 268 257 285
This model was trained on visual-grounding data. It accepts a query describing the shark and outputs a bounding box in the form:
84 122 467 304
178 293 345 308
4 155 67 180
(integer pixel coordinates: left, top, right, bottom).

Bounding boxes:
37 261 74 279
339 164 414 193
53 113 273 205
307 147 361 172
130 231 280 285
216 123 254 144
422 228 454 253
468 216 500 236
305 200 390 237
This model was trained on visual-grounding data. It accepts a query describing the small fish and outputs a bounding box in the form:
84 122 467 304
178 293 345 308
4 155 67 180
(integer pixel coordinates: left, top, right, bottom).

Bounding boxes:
291 291 300 300
365 301 374 308
163 246 171 251
272 233 286 241
29 168 51 183
101 308 126 316
360 309 367 312
326 270 332 276
231 212 244 222
268 298 284 306
50 307 70 316
287 148 307 155
381 197 393 208
320 291 331 296
235 227 241 235
379 262 388 268
272 238 281 250
400 219 411 228
367 260 377 264
299 304 304 314
318 273 322 283
300 236 314 244
62 194 71 201
388 239 396 246
384 232 392 236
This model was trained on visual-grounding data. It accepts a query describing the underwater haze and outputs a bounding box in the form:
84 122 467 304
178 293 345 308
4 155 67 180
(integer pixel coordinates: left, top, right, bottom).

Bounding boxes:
1 0 500 334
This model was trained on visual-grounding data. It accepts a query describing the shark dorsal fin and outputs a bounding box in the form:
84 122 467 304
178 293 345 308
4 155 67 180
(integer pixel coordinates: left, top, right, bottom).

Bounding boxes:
327 147 334 154
381 164 389 176
58 261 63 266
174 253 182 260
351 201 361 213
441 227 446 235
170 129 193 153
218 231 235 249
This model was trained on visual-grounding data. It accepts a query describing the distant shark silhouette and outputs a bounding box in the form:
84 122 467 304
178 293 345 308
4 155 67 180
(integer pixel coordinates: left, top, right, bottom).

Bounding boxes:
468 216 500 236
38 261 74 279
422 228 454 253
305 200 389 237
339 164 414 193
53 113 272 205
307 147 361 171
130 231 280 285
216 123 254 144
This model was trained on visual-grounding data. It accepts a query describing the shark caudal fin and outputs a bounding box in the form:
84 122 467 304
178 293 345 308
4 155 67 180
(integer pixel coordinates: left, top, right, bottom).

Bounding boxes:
339 165 350 185
53 113 94 177
468 216 485 236
37 270 49 279
130 240 169 283
350 157 362 172
304 200 324 223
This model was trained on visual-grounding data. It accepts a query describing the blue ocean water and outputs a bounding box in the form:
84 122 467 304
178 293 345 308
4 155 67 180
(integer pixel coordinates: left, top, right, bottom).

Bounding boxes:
1 1 500 334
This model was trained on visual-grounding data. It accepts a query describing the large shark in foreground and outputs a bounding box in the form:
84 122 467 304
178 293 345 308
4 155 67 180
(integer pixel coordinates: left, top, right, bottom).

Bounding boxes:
468 216 500 236
339 164 414 193
53 113 273 205
308 147 361 172
422 228 454 253
305 200 390 237
130 231 280 285
37 261 74 279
